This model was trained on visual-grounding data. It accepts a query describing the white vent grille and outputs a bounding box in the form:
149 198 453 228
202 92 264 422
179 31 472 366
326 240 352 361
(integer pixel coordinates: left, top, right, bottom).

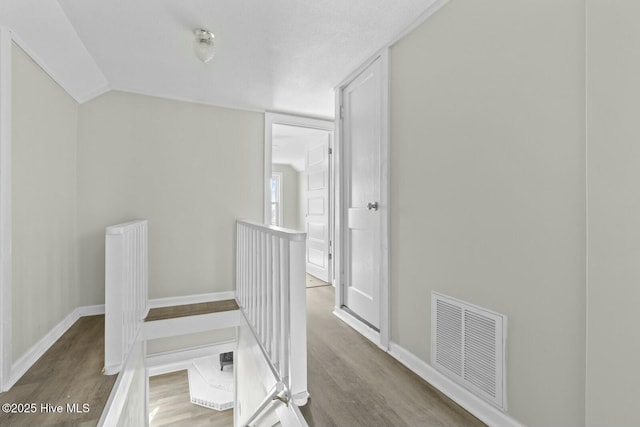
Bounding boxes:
432 292 507 410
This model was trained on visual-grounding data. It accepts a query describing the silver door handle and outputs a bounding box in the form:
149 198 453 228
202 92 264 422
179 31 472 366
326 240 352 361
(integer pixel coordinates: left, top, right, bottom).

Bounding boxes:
367 201 379 211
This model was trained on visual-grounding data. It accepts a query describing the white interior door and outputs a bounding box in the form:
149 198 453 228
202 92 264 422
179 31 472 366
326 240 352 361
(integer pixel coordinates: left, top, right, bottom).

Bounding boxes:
305 136 330 282
342 57 382 329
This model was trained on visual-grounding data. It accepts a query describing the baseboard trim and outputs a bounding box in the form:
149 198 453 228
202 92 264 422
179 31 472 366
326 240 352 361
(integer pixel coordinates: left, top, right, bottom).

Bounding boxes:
148 291 236 309
146 341 237 376
332 307 382 348
8 306 83 389
388 342 524 427
6 292 237 391
77 304 105 316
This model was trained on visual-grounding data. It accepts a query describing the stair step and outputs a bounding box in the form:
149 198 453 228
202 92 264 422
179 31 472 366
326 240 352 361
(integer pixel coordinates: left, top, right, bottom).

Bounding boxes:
145 299 239 322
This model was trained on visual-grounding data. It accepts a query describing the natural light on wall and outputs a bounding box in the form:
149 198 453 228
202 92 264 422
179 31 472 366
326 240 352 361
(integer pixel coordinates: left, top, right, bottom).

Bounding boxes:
271 173 282 226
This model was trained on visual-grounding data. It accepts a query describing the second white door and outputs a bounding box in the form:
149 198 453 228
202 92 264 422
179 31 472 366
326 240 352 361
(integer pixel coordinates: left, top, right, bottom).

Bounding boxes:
342 57 382 329
305 135 331 283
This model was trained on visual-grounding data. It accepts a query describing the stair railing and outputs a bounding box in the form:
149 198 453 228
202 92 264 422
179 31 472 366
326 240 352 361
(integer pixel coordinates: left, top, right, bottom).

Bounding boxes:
235 220 308 415
104 219 149 374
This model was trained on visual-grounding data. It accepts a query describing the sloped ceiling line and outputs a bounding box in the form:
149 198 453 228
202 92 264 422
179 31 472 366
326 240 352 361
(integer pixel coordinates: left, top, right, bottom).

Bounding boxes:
2 0 445 116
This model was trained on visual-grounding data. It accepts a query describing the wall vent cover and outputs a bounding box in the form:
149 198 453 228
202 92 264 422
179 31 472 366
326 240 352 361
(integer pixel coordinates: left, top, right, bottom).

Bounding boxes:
431 292 507 411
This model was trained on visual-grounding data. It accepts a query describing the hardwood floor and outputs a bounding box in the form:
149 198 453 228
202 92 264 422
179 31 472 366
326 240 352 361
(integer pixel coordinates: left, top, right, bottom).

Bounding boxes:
301 286 486 427
306 273 330 289
0 315 117 427
145 299 239 322
149 370 233 427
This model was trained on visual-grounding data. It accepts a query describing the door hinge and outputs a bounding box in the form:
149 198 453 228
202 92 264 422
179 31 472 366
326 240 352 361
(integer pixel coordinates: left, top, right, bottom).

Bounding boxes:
328 147 333 155
328 253 332 260
339 105 344 120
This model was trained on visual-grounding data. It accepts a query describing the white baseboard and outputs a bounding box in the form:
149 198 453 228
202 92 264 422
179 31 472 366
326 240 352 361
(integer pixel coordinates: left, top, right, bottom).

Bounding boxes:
148 291 236 309
6 292 236 392
332 307 381 347
388 342 525 427
77 304 105 316
8 307 83 390
146 341 237 376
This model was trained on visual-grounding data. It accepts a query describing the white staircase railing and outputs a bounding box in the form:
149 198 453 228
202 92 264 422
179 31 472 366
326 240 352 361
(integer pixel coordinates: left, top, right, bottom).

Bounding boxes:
104 219 149 375
235 220 308 410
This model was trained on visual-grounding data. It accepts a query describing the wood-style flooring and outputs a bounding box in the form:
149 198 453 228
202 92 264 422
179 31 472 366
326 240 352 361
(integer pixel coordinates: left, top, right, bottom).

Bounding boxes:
301 286 486 427
0 315 116 427
306 273 330 289
145 299 239 322
148 370 233 427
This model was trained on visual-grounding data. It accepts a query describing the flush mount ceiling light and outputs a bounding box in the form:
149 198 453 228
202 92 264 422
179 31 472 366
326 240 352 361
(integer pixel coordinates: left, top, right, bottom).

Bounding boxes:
193 28 215 63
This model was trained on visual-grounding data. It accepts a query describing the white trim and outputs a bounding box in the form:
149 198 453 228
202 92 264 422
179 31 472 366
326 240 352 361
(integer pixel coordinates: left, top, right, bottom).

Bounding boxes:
144 357 150 427
335 49 391 351
76 304 105 316
8 31 110 105
112 87 266 114
332 0 449 94
147 291 236 309
264 112 335 285
3 303 106 391
7 306 86 390
145 341 237 376
0 26 13 393
276 401 310 427
332 308 381 347
388 0 450 47
388 342 525 427
264 112 335 225
379 49 391 350
143 310 242 341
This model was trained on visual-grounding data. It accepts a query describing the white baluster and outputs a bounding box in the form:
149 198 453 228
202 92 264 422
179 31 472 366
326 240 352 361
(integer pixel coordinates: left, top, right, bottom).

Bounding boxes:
273 236 281 369
234 221 307 401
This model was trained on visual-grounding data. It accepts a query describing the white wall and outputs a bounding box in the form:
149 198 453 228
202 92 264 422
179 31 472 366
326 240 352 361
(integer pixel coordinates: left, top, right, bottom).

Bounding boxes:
11 43 79 361
272 163 301 230
77 91 263 304
389 1 586 425
586 1 640 425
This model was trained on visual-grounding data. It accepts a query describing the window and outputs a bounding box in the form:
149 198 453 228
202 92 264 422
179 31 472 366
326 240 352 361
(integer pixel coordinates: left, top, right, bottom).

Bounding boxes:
270 172 282 226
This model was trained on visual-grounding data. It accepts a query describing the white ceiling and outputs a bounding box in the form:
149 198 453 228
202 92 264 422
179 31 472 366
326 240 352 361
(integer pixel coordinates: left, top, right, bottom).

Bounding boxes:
1 0 439 118
272 124 330 172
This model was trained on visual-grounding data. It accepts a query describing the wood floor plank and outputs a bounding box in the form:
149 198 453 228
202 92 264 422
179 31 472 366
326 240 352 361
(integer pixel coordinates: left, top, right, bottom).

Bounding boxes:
149 370 233 427
306 273 330 289
145 300 239 322
0 315 117 427
301 286 486 427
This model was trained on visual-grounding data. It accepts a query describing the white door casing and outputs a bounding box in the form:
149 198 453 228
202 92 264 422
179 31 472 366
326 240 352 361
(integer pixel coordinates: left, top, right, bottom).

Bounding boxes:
342 55 383 330
264 113 335 284
305 136 331 282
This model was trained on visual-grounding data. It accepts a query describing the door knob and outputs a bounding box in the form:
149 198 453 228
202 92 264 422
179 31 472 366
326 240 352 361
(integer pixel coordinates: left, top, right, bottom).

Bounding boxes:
367 201 379 211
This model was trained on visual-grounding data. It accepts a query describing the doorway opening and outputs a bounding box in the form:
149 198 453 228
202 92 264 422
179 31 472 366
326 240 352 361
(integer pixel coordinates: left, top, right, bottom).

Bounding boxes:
264 113 335 286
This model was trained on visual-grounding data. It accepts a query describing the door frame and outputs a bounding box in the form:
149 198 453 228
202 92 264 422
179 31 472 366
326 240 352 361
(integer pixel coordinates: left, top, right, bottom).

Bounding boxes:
333 48 390 350
264 112 335 283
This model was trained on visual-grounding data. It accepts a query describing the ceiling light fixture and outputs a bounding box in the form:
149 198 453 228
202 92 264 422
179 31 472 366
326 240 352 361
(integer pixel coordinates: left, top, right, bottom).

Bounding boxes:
193 28 215 63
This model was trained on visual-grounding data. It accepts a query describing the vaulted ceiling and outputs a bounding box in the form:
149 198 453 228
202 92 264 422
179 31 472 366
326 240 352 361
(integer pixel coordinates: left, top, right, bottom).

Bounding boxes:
0 0 438 118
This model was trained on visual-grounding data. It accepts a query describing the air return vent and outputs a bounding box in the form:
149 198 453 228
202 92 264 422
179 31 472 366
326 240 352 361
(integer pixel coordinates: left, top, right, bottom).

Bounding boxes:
431 292 507 411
